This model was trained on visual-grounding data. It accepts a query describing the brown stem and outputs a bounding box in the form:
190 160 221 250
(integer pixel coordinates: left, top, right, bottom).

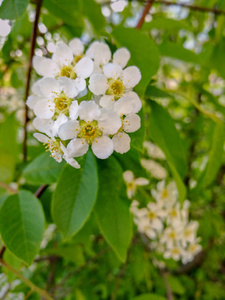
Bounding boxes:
161 270 173 300
136 0 155 29
153 0 225 15
35 185 48 198
23 0 43 162
0 182 17 194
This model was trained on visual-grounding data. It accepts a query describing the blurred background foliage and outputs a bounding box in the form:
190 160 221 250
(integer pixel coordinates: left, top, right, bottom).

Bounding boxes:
0 0 225 299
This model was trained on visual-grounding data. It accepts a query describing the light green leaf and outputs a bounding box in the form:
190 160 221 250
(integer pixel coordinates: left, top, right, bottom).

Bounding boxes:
197 122 225 189
148 101 187 201
167 275 185 295
0 190 45 265
142 16 192 32
82 0 106 34
94 156 132 262
112 27 160 96
0 0 28 20
52 151 98 239
158 42 200 64
133 294 167 300
22 152 66 185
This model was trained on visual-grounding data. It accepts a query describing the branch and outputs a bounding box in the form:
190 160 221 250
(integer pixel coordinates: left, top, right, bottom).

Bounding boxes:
153 0 225 15
0 182 17 194
0 259 54 300
100 1 225 16
35 185 48 198
136 0 155 30
161 269 173 300
23 0 43 162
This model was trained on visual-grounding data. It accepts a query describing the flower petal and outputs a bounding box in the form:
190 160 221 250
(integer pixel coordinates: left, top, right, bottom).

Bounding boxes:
26 95 40 109
98 110 121 135
99 95 115 109
78 100 101 122
113 47 130 68
69 100 79 120
52 42 73 66
75 57 94 79
89 74 108 95
58 120 79 140
103 63 122 79
33 117 54 137
86 41 111 65
123 170 134 183
58 77 78 98
114 96 136 116
68 38 84 56
34 100 55 119
52 114 68 136
38 77 61 98
67 138 89 157
33 133 51 143
122 66 141 89
112 132 131 154
123 114 141 133
92 136 114 159
135 178 149 186
33 56 59 77
74 78 86 92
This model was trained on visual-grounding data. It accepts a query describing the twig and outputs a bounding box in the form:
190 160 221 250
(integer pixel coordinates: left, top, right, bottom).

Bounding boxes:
35 185 48 198
0 182 17 194
101 0 225 15
0 259 54 300
161 269 173 300
23 0 43 162
136 0 155 29
0 246 6 259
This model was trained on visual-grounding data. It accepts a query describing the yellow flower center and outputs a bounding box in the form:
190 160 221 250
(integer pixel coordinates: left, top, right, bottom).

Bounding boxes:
172 248 180 255
161 189 168 198
107 79 124 97
74 54 84 64
77 120 102 144
53 93 72 117
44 140 63 158
60 65 76 79
148 211 156 220
169 231 176 239
169 209 178 218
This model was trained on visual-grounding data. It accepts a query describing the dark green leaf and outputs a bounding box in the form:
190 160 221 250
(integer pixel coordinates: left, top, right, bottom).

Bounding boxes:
22 152 66 185
133 294 167 300
0 0 28 20
82 0 106 34
0 190 45 265
148 101 187 201
52 151 98 239
95 156 132 262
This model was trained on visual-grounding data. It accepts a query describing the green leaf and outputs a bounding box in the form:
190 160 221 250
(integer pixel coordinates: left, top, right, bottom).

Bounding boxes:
0 114 19 183
133 294 167 300
167 275 185 295
112 27 160 96
197 122 225 189
82 0 106 34
94 156 132 262
158 42 200 64
0 0 28 20
142 16 192 32
148 101 187 201
130 108 145 152
43 0 84 28
22 152 66 185
0 190 45 265
145 85 172 99
52 151 98 239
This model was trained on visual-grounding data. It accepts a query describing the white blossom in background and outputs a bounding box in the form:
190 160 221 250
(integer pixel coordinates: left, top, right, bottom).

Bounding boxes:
143 141 165 160
123 170 149 199
141 159 168 179
130 179 202 264
27 38 142 167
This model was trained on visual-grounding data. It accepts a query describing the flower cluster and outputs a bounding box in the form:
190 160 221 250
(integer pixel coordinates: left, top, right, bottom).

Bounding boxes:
27 39 142 168
124 171 201 264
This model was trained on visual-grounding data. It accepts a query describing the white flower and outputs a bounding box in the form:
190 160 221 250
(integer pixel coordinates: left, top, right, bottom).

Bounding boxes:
112 93 142 154
27 77 80 120
58 101 121 159
143 141 165 160
164 244 184 261
160 226 181 248
151 180 178 207
179 221 199 247
89 62 141 104
141 159 168 179
123 170 149 199
182 241 202 264
33 133 80 168
166 202 182 227
33 41 93 80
